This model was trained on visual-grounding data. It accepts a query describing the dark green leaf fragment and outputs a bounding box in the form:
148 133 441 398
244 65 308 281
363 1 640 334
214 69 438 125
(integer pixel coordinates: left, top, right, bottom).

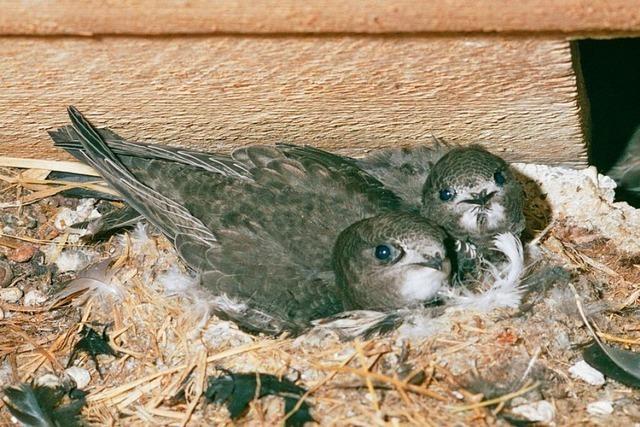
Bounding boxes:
204 370 313 427
67 325 119 378
3 383 86 427
583 342 640 388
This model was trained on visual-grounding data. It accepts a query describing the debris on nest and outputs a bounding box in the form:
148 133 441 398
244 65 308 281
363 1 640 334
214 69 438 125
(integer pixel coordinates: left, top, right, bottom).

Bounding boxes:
67 325 119 379
1 162 640 425
3 376 87 427
204 369 314 427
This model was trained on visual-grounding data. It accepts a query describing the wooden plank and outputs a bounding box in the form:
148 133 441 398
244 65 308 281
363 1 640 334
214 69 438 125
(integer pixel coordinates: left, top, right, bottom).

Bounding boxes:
0 36 587 167
1 0 639 35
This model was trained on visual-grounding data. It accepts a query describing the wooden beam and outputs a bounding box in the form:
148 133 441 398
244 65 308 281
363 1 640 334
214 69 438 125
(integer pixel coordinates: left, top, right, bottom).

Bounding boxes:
0 0 639 35
0 36 587 167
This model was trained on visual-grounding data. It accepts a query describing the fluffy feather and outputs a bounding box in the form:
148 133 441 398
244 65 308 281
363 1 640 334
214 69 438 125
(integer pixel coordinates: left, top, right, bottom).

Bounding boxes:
51 250 96 273
155 267 277 339
395 307 451 340
154 266 212 337
310 310 401 340
53 260 124 306
441 232 525 310
116 222 157 256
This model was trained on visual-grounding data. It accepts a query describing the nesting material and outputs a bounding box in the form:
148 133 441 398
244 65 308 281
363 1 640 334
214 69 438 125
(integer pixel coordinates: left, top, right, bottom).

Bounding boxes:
1 161 640 426
515 163 640 252
0 260 12 287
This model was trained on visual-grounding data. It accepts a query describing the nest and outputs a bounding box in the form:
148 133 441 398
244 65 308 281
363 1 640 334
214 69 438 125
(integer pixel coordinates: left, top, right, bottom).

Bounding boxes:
1 161 639 426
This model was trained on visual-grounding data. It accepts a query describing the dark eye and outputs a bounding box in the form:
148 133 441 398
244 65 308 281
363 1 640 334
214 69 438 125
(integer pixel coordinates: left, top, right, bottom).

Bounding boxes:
438 188 455 201
494 171 506 186
374 245 392 260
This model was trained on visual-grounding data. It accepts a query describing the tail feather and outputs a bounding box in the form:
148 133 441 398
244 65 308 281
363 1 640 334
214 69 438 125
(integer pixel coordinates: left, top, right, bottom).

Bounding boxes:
50 117 251 179
61 106 218 248
48 126 87 163
49 125 124 154
67 106 120 165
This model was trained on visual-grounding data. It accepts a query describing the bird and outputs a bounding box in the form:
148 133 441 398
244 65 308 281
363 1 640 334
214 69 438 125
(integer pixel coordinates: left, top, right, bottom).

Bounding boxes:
52 127 524 265
419 146 525 276
608 125 640 205
330 141 525 279
49 107 450 336
258 141 525 285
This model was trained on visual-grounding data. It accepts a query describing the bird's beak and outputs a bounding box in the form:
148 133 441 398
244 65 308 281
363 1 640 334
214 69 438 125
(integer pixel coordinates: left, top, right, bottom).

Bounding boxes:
461 189 496 207
414 255 444 271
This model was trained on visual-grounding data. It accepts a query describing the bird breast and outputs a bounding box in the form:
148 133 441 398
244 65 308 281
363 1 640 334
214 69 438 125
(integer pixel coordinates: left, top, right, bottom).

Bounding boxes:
398 266 449 303
458 202 506 233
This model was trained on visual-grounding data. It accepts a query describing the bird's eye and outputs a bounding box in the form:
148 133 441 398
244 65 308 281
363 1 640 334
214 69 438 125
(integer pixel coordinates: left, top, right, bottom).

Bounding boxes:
438 188 455 202
494 171 506 186
373 244 404 263
374 245 392 260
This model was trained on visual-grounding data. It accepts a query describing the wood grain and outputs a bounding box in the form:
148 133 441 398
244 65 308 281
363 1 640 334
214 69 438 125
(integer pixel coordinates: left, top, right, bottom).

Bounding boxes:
1 0 639 35
0 36 587 167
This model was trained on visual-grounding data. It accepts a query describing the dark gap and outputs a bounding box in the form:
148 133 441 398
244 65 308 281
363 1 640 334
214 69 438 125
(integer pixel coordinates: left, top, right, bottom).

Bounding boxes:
575 38 640 205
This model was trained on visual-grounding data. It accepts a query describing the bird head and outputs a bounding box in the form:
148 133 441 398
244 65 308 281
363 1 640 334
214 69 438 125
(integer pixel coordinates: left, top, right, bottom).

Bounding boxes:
420 146 525 244
333 212 450 311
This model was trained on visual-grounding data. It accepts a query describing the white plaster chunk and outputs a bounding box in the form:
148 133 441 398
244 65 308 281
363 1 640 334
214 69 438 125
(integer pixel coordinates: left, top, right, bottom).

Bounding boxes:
23 289 47 306
568 360 605 385
514 163 640 253
587 400 614 416
65 366 91 389
511 400 555 423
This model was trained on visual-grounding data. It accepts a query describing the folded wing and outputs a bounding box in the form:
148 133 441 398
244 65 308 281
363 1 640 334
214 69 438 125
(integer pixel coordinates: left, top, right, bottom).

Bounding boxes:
54 107 403 334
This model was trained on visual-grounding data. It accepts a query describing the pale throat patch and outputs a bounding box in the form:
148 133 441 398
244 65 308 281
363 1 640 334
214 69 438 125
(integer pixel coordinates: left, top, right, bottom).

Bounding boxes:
399 268 446 302
459 203 506 232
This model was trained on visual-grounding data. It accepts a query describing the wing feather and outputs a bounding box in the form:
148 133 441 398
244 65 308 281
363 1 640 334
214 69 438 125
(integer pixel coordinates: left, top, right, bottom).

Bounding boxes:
65 106 217 249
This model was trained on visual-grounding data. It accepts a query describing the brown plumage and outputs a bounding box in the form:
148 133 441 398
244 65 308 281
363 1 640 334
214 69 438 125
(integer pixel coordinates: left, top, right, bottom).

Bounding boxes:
50 107 449 335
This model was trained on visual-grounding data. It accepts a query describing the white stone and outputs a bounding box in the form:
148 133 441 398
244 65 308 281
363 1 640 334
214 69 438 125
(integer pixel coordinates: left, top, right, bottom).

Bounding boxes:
23 289 47 306
64 366 91 389
511 400 555 423
587 401 614 416
54 249 95 272
451 391 465 400
0 287 23 303
569 360 605 385
54 199 100 232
